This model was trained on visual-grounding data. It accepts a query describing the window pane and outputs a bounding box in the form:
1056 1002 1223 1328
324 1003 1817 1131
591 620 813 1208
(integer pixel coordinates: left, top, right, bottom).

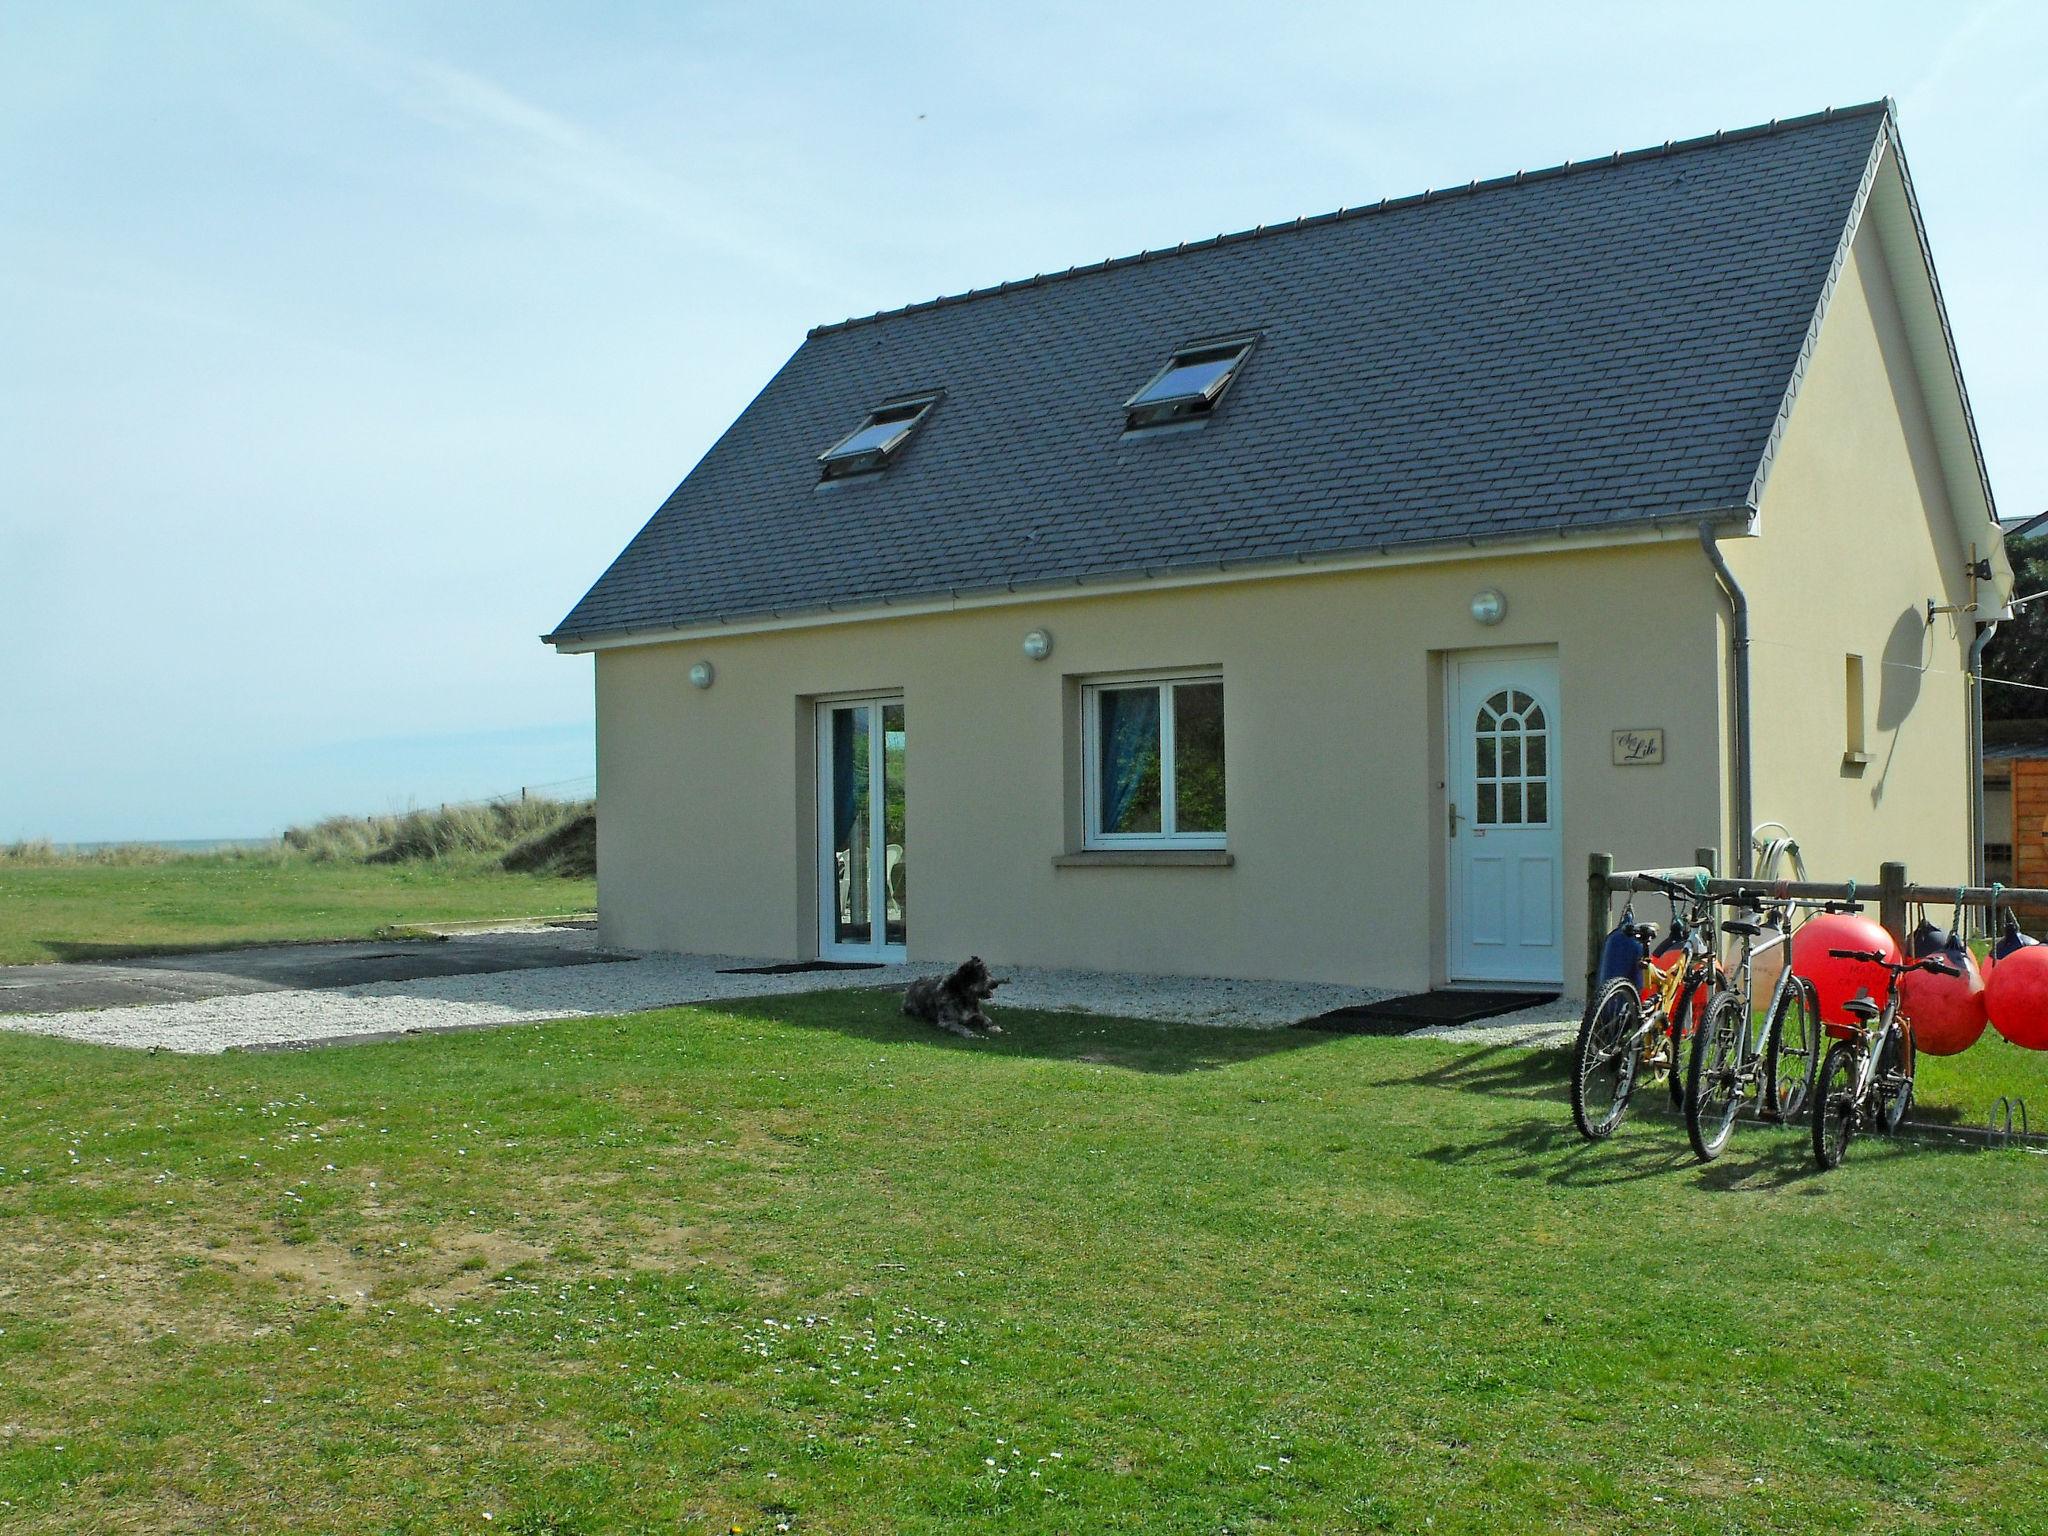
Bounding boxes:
1527 783 1548 823
1477 736 1496 777
829 706 872 945
882 703 906 945
1172 681 1226 834
1502 783 1523 824
825 419 910 460
1527 735 1547 776
1132 349 1243 406
1502 736 1521 777
1477 783 1497 824
1096 688 1162 835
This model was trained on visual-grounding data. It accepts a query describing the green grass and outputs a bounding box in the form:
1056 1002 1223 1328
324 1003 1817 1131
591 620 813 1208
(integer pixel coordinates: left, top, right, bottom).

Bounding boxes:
0 856 595 966
2 995 2044 1534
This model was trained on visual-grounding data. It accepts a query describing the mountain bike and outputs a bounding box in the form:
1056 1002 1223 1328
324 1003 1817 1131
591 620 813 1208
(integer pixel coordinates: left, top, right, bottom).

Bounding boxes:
1571 876 1721 1141
1682 891 1820 1161
1811 947 1958 1170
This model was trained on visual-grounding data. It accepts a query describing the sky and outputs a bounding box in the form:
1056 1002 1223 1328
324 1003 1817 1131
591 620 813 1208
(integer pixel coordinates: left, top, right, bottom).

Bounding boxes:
3 0 2044 841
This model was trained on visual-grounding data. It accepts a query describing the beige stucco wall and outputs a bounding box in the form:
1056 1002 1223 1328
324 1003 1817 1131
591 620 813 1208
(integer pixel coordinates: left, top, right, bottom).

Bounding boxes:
1731 218 1978 886
593 541 1726 993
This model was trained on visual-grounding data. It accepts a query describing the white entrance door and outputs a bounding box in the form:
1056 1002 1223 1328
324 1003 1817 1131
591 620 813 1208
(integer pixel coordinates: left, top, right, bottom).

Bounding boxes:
817 698 906 961
1447 653 1562 986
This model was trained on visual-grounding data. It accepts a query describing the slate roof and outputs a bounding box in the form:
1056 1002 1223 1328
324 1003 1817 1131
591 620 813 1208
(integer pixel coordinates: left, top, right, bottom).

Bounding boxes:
548 103 1891 646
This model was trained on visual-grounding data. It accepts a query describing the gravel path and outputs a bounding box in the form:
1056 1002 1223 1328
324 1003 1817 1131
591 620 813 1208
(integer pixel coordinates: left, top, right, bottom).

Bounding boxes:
0 927 1583 1054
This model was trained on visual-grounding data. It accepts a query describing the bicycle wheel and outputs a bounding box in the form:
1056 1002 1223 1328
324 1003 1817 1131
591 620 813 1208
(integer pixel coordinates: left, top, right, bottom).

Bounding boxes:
1665 981 1698 1110
1572 979 1643 1141
1762 977 1820 1124
1812 1039 1860 1170
1685 990 1746 1162
1873 1025 1916 1136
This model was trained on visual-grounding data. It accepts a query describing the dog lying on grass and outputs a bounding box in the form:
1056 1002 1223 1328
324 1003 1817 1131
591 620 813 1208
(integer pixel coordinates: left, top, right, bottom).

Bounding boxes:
902 956 1006 1039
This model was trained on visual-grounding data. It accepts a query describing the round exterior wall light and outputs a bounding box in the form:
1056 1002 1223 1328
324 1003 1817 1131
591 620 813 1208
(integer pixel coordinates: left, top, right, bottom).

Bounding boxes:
1469 589 1507 627
688 660 716 689
1022 628 1054 661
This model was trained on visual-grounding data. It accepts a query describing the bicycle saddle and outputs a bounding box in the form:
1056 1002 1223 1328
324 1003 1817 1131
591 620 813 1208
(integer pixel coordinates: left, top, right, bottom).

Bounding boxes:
1722 919 1763 938
1842 990 1881 1022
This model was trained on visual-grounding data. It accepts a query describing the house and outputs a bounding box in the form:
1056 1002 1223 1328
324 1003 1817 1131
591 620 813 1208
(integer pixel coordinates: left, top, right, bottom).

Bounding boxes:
546 101 2007 996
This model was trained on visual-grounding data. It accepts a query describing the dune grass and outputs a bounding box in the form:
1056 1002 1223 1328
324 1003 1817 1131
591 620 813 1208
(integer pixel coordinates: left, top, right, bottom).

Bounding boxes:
279 798 593 869
0 799 597 967
0 991 2042 1534
0 857 594 967
4 797 595 877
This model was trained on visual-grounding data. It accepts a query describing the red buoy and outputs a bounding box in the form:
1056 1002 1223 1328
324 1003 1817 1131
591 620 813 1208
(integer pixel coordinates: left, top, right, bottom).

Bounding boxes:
1984 943 2048 1051
1792 913 1901 1028
1899 948 1988 1056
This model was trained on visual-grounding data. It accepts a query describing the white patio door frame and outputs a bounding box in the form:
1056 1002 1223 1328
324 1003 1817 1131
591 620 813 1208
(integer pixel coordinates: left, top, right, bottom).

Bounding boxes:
815 696 906 962
1445 649 1563 987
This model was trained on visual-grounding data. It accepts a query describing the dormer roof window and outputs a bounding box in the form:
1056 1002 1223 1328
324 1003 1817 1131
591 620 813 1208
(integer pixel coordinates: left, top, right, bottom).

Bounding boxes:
819 392 939 479
1124 336 1256 429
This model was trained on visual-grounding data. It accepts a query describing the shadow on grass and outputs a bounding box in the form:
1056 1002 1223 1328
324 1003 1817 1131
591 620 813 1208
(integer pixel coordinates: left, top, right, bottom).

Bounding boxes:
1398 1036 1983 1189
709 988 1350 1077
1392 1038 1566 1098
1418 1104 1701 1188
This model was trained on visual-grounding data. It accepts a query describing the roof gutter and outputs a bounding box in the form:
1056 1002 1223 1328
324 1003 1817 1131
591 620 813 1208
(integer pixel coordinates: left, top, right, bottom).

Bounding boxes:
1699 520 1754 878
546 511 1750 653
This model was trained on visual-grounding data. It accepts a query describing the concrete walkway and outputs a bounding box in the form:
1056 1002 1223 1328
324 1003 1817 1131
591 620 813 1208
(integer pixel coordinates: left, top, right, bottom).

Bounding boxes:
0 929 617 1015
0 927 1583 1054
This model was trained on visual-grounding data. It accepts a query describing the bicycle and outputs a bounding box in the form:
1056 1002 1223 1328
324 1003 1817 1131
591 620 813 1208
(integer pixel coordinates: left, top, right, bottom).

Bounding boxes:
1571 876 1721 1141
1810 947 1959 1170
1682 890 1821 1161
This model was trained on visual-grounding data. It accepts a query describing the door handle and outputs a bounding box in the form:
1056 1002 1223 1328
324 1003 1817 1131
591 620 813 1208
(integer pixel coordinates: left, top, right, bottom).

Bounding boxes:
1448 801 1463 838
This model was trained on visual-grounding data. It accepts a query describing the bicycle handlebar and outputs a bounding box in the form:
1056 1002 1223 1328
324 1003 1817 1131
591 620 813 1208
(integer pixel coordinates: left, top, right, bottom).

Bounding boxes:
1632 874 1716 908
1826 948 1962 979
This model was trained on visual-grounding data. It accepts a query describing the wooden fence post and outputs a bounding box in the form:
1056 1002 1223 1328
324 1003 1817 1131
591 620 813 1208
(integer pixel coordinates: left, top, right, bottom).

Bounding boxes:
1879 862 1909 948
1586 852 1614 993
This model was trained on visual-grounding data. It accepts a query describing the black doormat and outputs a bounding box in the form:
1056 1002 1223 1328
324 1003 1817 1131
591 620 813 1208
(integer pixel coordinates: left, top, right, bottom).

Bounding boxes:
716 959 887 976
1296 988 1559 1034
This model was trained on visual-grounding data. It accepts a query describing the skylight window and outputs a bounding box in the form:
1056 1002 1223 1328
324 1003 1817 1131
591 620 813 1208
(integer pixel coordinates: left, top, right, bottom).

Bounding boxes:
818 393 939 479
1124 336 1256 429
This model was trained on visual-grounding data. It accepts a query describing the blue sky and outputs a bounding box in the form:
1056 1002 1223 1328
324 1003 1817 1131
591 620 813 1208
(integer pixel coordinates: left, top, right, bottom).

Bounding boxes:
3 0 2043 840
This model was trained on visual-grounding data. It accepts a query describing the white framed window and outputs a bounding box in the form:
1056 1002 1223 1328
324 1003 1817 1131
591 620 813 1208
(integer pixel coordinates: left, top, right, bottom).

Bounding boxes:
1472 687 1550 827
1081 672 1226 849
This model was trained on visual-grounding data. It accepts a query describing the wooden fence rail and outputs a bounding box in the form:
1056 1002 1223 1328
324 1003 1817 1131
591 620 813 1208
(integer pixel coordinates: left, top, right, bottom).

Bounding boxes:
1584 852 2048 994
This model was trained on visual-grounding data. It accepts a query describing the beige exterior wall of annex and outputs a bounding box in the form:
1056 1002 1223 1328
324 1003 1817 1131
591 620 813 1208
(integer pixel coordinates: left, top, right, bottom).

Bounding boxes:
1730 217 1979 887
593 541 1727 994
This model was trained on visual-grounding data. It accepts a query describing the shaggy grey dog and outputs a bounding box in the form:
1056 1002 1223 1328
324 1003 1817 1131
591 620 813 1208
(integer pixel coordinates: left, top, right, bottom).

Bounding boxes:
903 956 1006 1039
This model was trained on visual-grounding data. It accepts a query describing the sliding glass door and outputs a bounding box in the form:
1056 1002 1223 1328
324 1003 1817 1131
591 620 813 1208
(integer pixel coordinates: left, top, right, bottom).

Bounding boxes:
817 698 906 960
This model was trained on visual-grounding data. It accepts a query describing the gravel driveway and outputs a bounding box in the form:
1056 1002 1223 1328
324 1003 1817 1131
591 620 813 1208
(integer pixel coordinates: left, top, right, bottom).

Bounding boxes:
0 926 1581 1054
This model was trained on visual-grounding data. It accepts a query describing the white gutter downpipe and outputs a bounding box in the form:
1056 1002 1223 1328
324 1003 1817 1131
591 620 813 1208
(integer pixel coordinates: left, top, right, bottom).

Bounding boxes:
1700 522 1754 878
1969 616 2001 888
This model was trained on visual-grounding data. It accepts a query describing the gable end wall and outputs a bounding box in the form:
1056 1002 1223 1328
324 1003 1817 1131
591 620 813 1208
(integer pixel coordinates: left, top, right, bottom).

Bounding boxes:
1731 218 1978 883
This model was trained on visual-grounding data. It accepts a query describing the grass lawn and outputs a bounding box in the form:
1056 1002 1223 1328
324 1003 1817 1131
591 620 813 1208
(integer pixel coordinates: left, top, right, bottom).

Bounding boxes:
0 857 596 966
1 995 2044 1535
